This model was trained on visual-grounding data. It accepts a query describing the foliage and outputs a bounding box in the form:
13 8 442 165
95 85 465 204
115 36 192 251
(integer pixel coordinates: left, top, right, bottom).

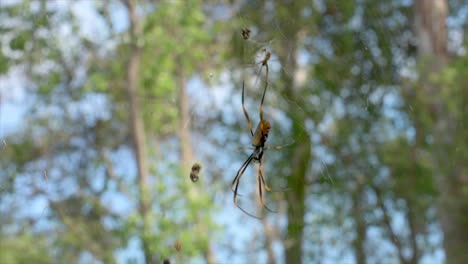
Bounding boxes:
0 233 51 264
0 0 467 263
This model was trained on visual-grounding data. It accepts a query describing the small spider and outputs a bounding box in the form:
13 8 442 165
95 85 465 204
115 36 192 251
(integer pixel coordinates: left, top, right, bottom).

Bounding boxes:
190 163 201 182
242 27 251 40
174 240 181 252
251 48 271 89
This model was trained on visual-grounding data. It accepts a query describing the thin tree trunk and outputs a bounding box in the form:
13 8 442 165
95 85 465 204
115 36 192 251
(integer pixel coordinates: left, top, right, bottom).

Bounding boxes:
281 37 310 264
263 217 277 264
406 200 420 264
414 1 468 262
205 246 216 264
373 184 408 264
177 68 193 164
123 0 152 263
352 184 366 264
275 6 311 261
176 67 216 264
285 116 309 264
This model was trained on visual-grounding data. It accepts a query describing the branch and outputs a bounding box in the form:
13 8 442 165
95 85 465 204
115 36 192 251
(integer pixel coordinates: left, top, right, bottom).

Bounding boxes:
372 184 408 264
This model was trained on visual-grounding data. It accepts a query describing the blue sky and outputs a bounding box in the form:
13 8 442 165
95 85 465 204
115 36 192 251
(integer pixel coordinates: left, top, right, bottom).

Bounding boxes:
0 1 453 263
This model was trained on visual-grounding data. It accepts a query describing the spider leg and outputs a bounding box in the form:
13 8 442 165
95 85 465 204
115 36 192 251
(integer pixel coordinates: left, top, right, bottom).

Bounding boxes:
232 157 263 219
235 146 256 152
257 163 276 213
231 152 255 201
264 145 287 150
264 141 295 150
252 64 262 90
235 202 262 219
232 154 264 219
242 81 254 137
231 152 254 191
259 64 269 122
259 166 291 193
252 49 269 88
258 162 271 191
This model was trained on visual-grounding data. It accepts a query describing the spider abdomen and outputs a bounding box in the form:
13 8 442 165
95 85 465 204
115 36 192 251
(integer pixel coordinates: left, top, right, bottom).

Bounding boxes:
252 120 271 147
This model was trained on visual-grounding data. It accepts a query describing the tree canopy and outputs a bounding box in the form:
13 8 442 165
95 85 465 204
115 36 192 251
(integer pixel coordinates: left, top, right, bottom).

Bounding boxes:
0 0 466 263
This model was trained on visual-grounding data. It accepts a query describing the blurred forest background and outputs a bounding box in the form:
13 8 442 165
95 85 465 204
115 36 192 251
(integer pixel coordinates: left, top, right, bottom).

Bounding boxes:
0 0 467 263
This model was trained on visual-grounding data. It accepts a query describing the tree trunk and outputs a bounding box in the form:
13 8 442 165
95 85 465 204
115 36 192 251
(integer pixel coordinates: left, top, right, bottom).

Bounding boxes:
414 1 468 262
176 67 217 264
352 184 366 264
406 200 420 264
263 217 277 264
281 37 310 264
285 115 309 264
123 0 152 263
177 68 193 164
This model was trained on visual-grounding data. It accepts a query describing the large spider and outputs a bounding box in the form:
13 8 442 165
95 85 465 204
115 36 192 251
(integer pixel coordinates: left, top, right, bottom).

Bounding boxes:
230 79 287 218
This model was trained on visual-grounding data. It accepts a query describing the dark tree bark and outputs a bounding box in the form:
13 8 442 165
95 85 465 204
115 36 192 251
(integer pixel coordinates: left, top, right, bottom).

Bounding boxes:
373 185 407 264
123 0 152 263
352 184 366 264
414 1 468 262
281 30 311 264
284 114 310 264
406 200 421 264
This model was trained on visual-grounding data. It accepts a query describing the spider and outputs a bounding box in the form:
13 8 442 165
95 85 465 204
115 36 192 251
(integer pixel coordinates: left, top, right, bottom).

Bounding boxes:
242 27 251 40
252 48 271 89
189 163 201 182
251 48 292 88
230 80 288 218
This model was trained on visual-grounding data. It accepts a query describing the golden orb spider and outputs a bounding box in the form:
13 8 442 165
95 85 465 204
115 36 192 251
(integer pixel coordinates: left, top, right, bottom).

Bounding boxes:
230 80 289 218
